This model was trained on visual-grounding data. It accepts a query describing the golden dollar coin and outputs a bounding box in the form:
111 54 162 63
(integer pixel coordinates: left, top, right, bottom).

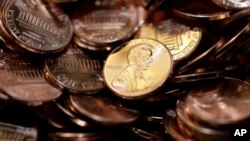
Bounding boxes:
103 38 173 99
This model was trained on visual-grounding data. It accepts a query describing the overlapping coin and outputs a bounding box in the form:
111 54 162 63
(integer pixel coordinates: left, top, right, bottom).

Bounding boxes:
103 38 173 99
0 0 72 54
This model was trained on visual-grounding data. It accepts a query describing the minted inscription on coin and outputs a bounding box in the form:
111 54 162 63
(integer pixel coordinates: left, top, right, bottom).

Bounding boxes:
137 21 202 61
0 67 61 103
2 0 72 53
0 52 61 103
73 0 138 45
157 19 202 61
45 52 104 94
103 39 173 99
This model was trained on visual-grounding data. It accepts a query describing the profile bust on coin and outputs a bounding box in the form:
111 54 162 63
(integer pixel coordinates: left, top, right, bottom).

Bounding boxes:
104 39 173 99
112 43 153 93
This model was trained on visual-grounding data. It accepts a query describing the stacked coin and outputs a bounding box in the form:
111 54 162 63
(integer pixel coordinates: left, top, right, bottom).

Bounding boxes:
164 77 250 141
0 0 249 141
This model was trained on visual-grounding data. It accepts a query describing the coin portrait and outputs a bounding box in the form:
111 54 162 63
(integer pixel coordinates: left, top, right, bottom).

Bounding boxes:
103 39 173 99
112 43 153 92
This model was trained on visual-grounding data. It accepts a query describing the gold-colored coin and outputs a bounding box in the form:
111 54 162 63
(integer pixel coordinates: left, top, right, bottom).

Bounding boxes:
137 21 202 61
103 38 173 99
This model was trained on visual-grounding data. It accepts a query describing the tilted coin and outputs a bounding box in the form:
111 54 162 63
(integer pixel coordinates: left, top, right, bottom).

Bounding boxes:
156 19 202 61
163 109 193 141
36 101 80 129
172 0 230 21
137 17 202 61
0 52 62 103
184 77 250 127
45 47 104 94
0 0 72 54
69 94 140 124
55 94 97 128
171 71 223 83
176 99 230 141
212 0 250 9
103 38 173 99
74 35 112 51
0 122 37 141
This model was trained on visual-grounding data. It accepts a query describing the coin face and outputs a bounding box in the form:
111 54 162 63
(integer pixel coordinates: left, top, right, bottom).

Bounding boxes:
184 77 250 126
137 21 202 61
103 39 173 99
69 95 140 124
72 0 139 45
212 0 250 9
0 53 62 103
1 0 72 54
45 49 105 94
156 20 202 61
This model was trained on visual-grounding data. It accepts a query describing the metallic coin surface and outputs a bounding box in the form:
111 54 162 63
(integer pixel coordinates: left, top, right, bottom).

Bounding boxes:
172 0 230 21
156 19 202 61
138 20 202 61
74 35 112 51
103 39 173 99
184 77 250 126
72 0 139 45
0 122 37 141
69 94 140 124
45 48 104 94
1 0 72 54
0 53 62 103
176 100 230 141
212 0 250 9
163 109 193 141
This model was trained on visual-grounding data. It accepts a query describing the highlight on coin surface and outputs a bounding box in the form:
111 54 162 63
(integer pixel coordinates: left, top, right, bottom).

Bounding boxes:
0 0 73 54
103 38 173 99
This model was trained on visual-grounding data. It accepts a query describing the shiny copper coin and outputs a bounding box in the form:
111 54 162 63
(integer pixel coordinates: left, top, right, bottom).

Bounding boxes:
0 53 61 103
69 94 140 124
72 0 140 46
103 38 173 99
137 20 202 61
0 0 72 54
176 100 230 141
212 0 250 9
184 77 250 127
45 47 104 94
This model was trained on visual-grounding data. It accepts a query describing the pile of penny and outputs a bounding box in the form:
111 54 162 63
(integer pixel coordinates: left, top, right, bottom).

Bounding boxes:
0 0 249 141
